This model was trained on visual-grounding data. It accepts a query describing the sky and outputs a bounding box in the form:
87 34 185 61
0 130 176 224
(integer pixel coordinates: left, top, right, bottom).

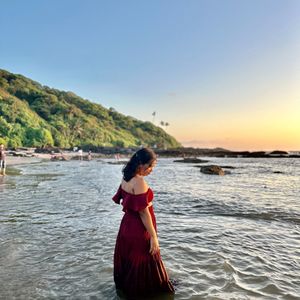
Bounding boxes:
0 0 299 151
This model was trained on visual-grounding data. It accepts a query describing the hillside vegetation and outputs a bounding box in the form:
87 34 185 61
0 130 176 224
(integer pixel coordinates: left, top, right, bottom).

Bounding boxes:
0 69 181 148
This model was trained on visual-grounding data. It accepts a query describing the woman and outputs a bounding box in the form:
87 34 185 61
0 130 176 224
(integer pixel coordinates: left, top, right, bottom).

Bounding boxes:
112 148 174 299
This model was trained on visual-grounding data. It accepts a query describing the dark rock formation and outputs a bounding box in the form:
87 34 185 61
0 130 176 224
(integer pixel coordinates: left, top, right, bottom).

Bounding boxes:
173 158 209 163
270 150 289 155
195 165 235 169
107 161 128 165
200 165 227 175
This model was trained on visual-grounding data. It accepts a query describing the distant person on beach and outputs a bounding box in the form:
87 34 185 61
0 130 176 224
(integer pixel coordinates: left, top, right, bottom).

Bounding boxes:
88 150 92 161
112 148 174 298
0 144 6 176
78 149 83 161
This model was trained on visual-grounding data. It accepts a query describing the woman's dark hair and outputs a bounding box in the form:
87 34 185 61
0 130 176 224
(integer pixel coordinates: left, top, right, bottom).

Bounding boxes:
122 148 156 182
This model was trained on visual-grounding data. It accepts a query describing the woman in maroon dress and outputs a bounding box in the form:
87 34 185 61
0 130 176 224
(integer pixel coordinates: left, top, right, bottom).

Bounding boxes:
112 148 174 299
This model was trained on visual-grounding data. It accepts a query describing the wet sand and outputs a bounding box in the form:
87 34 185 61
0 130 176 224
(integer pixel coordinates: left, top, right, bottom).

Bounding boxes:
5 152 79 166
6 154 50 166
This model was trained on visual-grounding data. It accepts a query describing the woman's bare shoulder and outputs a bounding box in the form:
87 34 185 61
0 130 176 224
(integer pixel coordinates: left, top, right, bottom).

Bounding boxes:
121 176 148 194
132 176 148 194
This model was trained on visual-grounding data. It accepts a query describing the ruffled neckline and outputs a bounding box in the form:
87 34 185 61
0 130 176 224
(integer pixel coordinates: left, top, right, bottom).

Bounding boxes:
120 185 150 197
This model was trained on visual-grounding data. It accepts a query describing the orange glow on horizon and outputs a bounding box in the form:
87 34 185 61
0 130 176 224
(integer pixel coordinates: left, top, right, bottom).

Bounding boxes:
169 99 300 151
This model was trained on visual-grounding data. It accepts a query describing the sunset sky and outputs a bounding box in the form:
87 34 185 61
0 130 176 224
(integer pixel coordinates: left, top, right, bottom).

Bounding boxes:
1 0 299 151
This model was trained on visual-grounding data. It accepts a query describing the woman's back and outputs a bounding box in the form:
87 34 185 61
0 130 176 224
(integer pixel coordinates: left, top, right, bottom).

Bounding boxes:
121 176 148 195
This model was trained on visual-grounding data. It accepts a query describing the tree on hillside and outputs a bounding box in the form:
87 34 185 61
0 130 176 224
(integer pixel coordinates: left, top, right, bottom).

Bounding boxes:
152 111 156 124
165 122 169 131
0 69 182 148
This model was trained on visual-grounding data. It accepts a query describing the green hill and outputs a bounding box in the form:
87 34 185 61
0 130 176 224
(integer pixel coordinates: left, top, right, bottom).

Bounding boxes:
0 69 181 149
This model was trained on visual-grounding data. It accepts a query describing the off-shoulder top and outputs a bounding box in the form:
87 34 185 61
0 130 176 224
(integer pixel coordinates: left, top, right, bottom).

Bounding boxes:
112 185 154 212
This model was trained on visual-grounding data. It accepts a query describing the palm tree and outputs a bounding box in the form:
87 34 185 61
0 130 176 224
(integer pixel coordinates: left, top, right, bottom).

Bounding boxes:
152 111 156 124
165 122 169 131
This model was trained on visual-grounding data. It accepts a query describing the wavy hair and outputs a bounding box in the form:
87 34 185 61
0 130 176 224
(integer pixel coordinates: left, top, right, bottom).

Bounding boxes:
122 148 156 182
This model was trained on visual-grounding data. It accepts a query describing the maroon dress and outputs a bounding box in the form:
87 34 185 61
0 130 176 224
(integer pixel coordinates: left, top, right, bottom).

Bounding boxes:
112 185 174 299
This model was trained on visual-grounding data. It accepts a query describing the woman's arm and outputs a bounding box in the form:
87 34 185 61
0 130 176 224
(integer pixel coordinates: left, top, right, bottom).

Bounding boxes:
133 176 159 255
139 207 159 255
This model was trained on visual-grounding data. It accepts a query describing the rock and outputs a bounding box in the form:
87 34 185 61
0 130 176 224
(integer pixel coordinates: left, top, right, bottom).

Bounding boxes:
194 165 235 169
50 155 69 161
270 150 289 155
174 158 209 163
220 166 236 169
107 161 128 165
9 151 33 157
200 165 226 175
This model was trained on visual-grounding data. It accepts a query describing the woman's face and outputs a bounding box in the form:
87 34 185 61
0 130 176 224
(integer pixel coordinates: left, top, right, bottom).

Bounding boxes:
139 160 157 176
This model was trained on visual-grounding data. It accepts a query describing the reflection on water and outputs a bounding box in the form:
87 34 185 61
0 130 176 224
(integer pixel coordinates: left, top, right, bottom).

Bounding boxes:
0 158 299 299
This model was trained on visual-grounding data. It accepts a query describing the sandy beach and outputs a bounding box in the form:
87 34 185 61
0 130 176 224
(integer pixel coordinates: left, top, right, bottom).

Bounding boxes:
6 155 47 166
4 150 103 170
5 152 77 167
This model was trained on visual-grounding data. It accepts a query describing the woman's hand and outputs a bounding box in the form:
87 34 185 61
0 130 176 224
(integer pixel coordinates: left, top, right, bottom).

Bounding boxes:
150 236 160 255
138 206 160 256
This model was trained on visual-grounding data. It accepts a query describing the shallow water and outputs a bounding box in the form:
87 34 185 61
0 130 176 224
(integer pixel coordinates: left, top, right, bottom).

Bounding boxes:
0 157 299 299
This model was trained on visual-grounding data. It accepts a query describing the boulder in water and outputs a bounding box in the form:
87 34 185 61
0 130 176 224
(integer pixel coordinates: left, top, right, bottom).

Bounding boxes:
200 165 226 175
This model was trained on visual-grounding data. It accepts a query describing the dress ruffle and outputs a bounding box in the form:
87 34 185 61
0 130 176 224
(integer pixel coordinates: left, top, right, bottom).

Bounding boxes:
112 185 152 212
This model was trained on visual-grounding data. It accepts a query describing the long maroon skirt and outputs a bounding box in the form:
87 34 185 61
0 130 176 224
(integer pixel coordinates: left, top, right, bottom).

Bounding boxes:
113 207 174 299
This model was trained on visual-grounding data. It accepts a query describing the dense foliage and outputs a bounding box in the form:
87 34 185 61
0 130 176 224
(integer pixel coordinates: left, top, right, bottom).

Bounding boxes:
0 69 181 148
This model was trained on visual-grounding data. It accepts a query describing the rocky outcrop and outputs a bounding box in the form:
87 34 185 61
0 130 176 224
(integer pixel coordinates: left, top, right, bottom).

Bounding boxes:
9 151 34 158
270 150 288 155
200 165 228 175
173 158 209 163
195 165 235 169
107 161 128 165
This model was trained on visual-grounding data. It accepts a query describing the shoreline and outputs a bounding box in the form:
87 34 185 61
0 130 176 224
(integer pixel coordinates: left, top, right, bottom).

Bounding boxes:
3 146 300 168
5 151 112 168
5 151 89 166
6 154 52 166
6 156 45 166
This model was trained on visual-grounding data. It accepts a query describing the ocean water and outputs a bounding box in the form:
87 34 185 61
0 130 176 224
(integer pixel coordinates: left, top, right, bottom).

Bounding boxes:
0 157 299 300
